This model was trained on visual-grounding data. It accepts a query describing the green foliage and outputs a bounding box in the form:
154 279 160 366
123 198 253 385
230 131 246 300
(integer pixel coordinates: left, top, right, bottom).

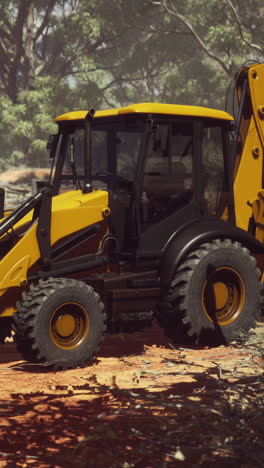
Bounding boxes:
0 0 263 168
0 77 57 167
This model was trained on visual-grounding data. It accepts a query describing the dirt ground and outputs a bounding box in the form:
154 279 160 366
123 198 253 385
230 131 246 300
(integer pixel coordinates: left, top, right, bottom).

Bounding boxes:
0 322 263 468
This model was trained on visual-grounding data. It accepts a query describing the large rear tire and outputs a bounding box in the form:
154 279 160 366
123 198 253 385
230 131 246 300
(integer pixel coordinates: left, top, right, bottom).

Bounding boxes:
159 239 261 345
12 278 106 369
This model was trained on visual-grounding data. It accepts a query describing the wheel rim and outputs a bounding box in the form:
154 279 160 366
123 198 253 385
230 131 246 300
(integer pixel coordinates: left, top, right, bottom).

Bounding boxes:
49 302 89 350
202 267 245 325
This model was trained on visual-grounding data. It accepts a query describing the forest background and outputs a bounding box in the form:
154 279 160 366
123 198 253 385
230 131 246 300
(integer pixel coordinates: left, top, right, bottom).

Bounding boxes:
0 0 263 172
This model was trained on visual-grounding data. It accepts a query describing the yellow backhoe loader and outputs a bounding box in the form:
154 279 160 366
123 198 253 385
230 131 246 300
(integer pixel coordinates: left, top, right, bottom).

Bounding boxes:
0 63 263 369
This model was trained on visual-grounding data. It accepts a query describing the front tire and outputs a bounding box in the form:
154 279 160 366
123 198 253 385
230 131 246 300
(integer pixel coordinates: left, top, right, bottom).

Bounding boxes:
160 239 261 345
12 278 106 369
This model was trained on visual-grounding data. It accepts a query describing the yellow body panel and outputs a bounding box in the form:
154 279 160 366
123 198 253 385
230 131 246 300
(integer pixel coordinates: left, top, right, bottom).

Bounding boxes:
0 255 31 291
0 306 16 317
252 191 264 243
55 103 233 122
248 64 264 147
0 189 109 315
233 117 263 231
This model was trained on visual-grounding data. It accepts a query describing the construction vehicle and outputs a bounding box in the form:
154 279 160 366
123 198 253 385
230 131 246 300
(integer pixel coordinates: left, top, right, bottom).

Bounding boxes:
0 63 263 369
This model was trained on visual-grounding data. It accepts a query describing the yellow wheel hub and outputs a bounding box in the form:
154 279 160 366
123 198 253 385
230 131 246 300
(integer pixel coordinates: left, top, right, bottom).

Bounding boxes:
49 302 89 350
212 282 229 310
55 314 76 337
202 267 245 325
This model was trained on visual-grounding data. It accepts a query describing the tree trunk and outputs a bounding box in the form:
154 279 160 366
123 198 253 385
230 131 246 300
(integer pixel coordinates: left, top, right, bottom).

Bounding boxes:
24 1 36 90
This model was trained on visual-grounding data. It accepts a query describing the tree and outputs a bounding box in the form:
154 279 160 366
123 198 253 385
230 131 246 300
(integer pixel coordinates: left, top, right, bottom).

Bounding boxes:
0 0 170 165
150 0 264 108
0 0 264 168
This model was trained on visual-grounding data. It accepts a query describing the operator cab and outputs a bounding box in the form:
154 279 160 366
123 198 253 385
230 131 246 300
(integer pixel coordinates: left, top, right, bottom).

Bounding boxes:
50 103 234 257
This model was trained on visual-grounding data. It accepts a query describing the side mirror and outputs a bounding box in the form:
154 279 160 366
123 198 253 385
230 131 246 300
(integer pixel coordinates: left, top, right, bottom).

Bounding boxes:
0 188 5 218
47 134 60 158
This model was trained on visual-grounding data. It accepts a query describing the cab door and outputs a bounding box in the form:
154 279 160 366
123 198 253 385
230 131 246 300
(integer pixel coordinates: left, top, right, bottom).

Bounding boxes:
137 118 202 256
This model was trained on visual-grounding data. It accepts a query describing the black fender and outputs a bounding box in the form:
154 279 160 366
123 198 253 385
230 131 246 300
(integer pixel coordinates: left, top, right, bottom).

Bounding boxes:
159 217 264 292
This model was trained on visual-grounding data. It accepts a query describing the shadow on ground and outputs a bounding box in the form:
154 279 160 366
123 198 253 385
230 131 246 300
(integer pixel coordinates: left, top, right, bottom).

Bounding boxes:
0 369 263 468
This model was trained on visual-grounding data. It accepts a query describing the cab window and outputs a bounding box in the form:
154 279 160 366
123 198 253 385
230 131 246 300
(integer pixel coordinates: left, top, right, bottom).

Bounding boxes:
141 121 193 224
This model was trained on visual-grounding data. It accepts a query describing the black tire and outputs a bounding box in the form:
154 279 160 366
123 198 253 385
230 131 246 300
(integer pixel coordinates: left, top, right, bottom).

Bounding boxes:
12 278 106 369
160 239 261 345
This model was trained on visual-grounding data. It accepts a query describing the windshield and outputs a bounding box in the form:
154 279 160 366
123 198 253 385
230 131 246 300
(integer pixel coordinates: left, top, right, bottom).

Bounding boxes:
57 118 145 193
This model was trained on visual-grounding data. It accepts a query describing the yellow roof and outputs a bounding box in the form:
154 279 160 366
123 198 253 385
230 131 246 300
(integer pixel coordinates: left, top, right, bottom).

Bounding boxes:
55 103 233 122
